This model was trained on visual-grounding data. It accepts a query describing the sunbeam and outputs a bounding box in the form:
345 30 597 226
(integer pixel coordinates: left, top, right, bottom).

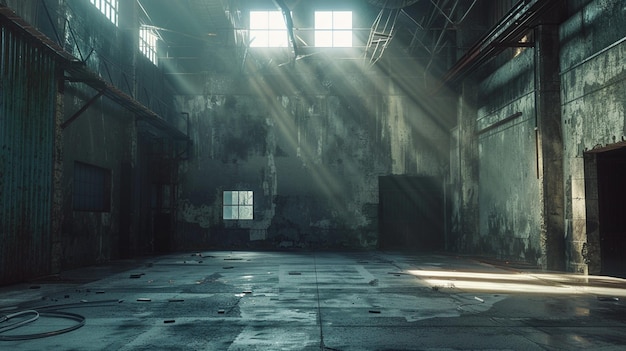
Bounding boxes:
408 269 626 297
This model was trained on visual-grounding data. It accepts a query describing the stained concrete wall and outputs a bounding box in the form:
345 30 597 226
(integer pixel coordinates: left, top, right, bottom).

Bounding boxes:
451 22 554 266
54 0 139 268
561 0 626 274
60 91 134 267
174 58 451 250
474 48 543 264
452 0 626 272
55 0 182 267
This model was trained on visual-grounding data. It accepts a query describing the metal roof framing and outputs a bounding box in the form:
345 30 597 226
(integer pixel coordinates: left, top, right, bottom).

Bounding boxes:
439 0 561 89
0 5 189 141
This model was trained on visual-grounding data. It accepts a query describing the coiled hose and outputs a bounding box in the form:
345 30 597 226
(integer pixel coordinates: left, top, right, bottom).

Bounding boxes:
0 299 120 341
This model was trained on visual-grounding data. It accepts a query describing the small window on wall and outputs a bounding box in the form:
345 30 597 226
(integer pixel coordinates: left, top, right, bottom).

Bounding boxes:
223 191 253 220
73 162 111 212
90 0 119 26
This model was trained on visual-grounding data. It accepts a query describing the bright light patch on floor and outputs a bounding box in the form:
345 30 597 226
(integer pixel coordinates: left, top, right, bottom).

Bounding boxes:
407 270 626 297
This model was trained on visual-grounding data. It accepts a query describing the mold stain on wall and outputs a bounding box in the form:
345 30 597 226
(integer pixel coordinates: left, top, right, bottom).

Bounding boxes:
174 63 447 249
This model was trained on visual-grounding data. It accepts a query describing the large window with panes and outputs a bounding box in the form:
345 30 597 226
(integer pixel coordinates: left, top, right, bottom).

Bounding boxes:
89 0 118 26
140 26 158 65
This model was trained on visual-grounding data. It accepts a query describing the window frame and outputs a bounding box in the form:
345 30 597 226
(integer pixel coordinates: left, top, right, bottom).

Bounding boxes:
314 11 353 48
249 10 289 48
89 0 119 27
139 26 158 66
223 190 254 220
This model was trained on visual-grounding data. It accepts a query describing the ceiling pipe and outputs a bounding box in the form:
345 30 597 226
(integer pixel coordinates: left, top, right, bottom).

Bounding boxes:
435 0 561 93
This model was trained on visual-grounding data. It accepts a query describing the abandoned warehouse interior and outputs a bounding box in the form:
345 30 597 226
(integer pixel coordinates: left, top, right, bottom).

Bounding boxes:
2 0 626 285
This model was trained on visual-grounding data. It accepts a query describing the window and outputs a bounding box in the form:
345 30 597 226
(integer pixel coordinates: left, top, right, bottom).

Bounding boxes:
90 0 118 26
249 11 288 47
315 11 352 47
140 26 158 65
73 162 111 212
223 191 253 220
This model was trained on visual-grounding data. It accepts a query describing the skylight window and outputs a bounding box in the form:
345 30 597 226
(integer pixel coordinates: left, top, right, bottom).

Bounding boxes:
139 26 158 66
249 11 289 47
90 0 118 26
315 11 352 47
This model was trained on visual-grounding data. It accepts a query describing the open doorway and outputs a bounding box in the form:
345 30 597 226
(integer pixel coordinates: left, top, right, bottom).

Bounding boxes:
378 175 444 251
596 146 626 277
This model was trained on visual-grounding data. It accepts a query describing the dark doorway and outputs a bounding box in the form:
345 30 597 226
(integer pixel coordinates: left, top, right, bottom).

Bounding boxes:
597 147 626 277
154 213 172 253
378 175 444 251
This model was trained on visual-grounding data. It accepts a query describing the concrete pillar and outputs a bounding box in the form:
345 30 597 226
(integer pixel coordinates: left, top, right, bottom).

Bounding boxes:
50 66 64 274
534 23 565 271
458 80 479 252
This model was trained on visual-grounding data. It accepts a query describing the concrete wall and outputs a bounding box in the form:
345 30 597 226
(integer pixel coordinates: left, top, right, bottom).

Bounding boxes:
452 0 626 272
60 91 134 267
475 48 543 263
561 0 626 273
174 58 451 250
54 0 182 267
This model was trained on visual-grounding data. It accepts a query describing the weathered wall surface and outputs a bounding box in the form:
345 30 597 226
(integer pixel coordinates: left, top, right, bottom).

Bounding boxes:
55 0 181 267
60 91 134 268
560 0 626 273
1 1 182 274
53 1 158 268
174 60 450 250
473 49 543 263
451 0 626 271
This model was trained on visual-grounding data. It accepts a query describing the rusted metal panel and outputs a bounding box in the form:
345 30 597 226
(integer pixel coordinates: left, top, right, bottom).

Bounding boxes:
1 23 58 285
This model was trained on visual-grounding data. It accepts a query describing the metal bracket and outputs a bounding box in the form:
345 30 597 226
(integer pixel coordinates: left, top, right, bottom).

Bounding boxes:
60 90 105 129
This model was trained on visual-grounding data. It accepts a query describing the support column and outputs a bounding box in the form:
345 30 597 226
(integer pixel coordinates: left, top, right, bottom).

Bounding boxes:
50 67 64 274
535 22 565 271
50 0 65 275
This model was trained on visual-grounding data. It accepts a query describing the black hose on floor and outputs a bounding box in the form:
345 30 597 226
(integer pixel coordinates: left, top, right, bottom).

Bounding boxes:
0 299 121 341
0 310 85 341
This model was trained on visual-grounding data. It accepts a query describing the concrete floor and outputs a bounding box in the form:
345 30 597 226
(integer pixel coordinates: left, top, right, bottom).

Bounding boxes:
1 251 626 350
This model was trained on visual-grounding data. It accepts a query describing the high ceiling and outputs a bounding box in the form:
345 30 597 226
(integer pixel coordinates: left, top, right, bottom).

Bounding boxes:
136 0 483 75
135 0 561 90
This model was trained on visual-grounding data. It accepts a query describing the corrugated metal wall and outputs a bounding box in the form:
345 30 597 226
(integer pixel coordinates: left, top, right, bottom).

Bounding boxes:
0 24 58 285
